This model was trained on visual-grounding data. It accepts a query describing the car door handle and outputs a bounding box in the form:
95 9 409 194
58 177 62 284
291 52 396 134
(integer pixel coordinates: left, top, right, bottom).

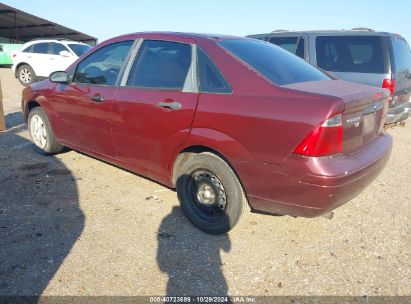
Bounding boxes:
91 94 105 103
157 100 182 110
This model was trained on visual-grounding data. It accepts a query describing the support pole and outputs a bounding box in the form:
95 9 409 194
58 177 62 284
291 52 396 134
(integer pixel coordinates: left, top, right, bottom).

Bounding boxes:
0 78 5 131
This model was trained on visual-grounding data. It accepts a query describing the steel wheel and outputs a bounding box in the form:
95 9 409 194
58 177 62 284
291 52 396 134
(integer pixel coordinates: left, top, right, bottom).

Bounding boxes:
187 170 228 222
30 114 47 149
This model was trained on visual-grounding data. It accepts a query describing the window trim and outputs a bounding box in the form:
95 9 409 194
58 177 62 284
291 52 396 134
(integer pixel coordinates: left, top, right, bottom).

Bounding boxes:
196 46 233 94
120 39 198 93
70 39 136 88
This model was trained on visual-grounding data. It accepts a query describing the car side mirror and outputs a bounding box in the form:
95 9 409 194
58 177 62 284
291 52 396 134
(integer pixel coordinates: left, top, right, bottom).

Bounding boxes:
59 50 71 57
49 71 69 84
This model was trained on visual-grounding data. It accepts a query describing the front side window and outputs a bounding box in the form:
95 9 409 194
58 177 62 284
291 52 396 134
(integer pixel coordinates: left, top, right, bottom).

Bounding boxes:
219 39 330 86
50 43 69 55
316 36 388 73
269 36 305 59
127 40 192 90
197 47 231 93
32 43 49 54
73 40 133 86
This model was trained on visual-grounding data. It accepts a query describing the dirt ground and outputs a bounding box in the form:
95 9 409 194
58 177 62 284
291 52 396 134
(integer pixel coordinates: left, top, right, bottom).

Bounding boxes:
0 67 410 298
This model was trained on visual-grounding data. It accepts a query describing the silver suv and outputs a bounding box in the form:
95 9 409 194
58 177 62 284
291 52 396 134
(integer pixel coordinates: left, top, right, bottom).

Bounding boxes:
248 29 411 124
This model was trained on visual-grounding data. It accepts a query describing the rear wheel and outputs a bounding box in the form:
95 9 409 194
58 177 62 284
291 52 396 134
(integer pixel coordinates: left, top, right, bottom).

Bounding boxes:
17 64 36 86
28 107 64 154
176 152 248 234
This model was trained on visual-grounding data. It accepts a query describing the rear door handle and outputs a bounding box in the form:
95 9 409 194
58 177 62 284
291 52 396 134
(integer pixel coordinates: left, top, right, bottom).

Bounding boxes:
157 100 182 110
91 94 105 103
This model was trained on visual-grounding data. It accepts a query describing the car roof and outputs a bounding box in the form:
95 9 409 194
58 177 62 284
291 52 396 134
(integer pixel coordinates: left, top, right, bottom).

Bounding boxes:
113 31 244 42
248 30 404 39
25 39 86 45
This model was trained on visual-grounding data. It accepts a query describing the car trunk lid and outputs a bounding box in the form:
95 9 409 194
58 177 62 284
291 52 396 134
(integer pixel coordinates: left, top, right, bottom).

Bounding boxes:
283 80 389 154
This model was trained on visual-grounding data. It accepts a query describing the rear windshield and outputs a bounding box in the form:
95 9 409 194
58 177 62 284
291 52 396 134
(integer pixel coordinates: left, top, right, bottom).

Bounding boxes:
68 44 92 57
219 39 330 86
391 37 411 73
316 36 388 74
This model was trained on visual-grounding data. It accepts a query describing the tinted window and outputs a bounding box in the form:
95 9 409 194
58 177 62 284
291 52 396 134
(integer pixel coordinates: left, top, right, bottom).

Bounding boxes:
269 36 305 59
197 47 231 93
50 43 69 55
73 40 133 86
68 44 92 57
316 36 387 73
127 40 191 90
219 39 330 86
22 45 32 53
391 37 411 73
32 43 49 54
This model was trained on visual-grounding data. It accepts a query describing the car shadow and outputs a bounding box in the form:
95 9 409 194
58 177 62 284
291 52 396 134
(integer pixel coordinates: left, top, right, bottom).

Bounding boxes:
0 112 84 298
157 204 231 297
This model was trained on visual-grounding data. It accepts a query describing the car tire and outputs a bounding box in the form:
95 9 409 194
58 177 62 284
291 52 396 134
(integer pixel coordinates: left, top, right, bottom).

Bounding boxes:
176 152 248 234
28 107 64 155
17 64 36 86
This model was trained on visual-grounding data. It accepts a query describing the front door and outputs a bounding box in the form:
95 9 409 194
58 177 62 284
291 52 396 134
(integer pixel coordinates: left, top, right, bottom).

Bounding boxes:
51 40 134 158
112 39 199 178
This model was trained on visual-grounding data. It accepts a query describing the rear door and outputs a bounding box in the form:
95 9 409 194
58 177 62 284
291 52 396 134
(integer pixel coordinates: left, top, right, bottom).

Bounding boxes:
28 42 51 77
390 35 411 107
314 35 391 87
112 39 198 178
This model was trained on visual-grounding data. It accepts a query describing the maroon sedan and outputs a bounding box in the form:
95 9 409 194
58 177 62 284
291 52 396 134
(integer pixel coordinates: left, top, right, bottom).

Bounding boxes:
22 32 392 234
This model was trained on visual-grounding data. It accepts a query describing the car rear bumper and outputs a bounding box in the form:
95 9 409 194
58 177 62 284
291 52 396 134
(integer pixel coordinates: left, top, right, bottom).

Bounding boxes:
386 102 409 124
234 134 392 217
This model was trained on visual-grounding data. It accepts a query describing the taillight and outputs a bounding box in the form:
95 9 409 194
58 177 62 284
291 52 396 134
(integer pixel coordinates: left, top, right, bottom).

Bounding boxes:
12 54 16 57
382 78 395 96
293 113 343 156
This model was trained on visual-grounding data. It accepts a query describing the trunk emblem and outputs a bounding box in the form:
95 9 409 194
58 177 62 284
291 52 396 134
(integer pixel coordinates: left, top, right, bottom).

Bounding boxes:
346 116 361 127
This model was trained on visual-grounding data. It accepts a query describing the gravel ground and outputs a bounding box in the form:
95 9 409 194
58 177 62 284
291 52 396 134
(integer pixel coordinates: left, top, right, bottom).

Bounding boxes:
0 67 410 298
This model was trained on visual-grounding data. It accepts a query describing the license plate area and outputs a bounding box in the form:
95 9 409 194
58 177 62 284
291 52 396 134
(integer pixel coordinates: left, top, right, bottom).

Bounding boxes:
363 113 376 135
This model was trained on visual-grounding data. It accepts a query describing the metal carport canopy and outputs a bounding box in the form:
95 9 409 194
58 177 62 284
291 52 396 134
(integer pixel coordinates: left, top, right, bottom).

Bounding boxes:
0 3 97 45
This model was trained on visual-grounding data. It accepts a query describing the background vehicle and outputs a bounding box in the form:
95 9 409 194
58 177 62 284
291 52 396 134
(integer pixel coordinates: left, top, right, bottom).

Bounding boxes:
248 29 411 124
12 38 92 86
22 33 391 234
0 43 23 66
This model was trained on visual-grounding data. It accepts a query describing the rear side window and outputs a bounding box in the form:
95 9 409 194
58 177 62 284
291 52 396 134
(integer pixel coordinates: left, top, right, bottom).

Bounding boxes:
219 39 330 86
73 40 133 86
127 40 192 90
391 37 411 73
197 47 231 93
32 43 49 54
316 36 388 73
50 43 69 55
269 36 305 59
22 45 32 53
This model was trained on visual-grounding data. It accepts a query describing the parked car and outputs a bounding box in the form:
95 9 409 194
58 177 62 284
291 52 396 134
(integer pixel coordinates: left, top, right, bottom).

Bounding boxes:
12 38 92 86
21 32 392 234
248 29 411 124
0 43 23 66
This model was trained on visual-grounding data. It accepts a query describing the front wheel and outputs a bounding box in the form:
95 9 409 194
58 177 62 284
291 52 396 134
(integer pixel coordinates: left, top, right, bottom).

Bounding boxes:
176 152 248 234
28 107 64 154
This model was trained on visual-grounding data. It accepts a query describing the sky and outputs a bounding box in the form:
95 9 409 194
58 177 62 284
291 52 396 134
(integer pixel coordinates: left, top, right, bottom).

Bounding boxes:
3 0 411 44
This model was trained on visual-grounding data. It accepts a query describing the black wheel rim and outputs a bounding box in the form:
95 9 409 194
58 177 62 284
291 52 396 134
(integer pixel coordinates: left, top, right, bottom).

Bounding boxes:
186 170 227 222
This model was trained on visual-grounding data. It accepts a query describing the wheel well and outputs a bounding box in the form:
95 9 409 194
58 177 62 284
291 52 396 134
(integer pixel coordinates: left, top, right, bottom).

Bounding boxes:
172 145 222 185
25 101 41 122
15 62 30 75
171 145 251 209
